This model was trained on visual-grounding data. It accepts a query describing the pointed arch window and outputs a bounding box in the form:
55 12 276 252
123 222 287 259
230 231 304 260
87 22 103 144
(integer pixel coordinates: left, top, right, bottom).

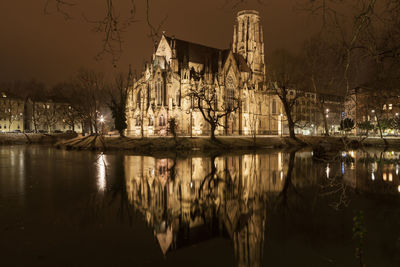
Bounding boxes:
226 76 235 109
148 116 154 126
156 78 163 106
137 90 141 108
159 114 166 126
135 115 141 126
242 21 245 41
272 99 277 114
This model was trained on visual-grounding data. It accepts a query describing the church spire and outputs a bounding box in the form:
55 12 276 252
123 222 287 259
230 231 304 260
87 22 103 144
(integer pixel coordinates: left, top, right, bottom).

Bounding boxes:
233 10 265 79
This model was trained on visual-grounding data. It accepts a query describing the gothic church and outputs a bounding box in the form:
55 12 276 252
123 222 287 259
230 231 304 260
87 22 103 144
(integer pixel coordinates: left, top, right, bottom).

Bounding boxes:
126 10 281 136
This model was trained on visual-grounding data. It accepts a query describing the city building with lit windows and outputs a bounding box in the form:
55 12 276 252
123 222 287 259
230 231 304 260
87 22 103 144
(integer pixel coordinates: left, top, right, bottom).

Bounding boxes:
345 87 400 135
0 92 26 132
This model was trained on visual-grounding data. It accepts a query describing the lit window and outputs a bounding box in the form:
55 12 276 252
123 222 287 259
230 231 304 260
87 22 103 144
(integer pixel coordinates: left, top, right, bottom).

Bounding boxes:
389 104 393 110
383 104 387 110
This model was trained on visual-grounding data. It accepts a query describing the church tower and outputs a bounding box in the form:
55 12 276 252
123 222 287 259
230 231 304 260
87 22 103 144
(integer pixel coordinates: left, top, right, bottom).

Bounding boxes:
233 10 265 81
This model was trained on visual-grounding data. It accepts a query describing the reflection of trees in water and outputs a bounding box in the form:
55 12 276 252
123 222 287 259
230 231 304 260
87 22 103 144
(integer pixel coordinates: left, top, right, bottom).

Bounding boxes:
83 149 399 265
316 149 400 211
124 153 276 266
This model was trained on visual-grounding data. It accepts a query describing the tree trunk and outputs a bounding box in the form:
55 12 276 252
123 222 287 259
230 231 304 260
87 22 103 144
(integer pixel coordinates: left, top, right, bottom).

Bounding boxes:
376 119 388 147
288 118 296 139
323 115 330 136
210 123 217 142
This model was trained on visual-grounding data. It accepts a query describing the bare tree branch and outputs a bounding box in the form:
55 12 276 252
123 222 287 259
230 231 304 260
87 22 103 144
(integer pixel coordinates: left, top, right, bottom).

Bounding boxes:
44 0 76 20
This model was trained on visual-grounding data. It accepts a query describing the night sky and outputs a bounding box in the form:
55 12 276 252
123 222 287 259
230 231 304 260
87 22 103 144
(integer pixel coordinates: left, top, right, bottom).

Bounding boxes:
0 0 318 86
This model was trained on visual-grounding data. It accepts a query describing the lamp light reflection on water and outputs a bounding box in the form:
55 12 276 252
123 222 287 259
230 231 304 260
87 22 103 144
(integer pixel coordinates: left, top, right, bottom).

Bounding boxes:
326 164 330 178
97 153 107 191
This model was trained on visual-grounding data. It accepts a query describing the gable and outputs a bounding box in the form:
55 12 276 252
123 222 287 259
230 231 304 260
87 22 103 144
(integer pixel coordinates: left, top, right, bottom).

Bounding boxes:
223 51 240 86
155 35 172 63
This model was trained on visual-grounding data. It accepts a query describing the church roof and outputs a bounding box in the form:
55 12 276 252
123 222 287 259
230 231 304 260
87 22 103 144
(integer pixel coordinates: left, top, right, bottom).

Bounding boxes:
163 35 250 73
233 53 251 72
164 35 223 63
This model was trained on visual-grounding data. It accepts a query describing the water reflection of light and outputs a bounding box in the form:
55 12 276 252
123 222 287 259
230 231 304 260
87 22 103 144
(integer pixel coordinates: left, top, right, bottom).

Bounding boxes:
398 185 400 193
326 164 330 178
97 153 107 191
279 170 283 180
349 151 355 157
396 164 399 176
341 162 345 175
371 173 375 180
389 173 393 182
383 173 387 181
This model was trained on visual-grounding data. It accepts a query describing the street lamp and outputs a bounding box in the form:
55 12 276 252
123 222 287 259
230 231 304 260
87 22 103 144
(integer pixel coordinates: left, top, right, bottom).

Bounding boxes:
99 115 105 135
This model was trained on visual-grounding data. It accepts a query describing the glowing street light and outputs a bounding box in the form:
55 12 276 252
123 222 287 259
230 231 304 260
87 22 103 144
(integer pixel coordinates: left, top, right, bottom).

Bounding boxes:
99 115 105 135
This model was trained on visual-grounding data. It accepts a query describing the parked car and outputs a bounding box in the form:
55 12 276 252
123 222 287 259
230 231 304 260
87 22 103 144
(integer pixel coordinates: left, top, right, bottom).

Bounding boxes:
10 130 22 134
38 130 47 134
53 130 63 133
65 130 76 134
24 129 34 133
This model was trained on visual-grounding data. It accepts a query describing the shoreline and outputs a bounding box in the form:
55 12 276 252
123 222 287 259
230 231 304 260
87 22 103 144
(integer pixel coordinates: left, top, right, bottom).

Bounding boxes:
54 135 400 155
0 133 78 145
3 133 400 155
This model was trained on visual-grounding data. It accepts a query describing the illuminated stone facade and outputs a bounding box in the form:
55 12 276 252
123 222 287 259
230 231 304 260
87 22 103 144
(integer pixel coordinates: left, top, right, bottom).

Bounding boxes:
126 10 281 136
124 153 286 265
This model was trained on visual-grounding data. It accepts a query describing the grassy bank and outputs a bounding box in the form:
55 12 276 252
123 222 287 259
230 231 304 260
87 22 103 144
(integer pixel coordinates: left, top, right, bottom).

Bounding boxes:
0 133 78 145
53 134 400 155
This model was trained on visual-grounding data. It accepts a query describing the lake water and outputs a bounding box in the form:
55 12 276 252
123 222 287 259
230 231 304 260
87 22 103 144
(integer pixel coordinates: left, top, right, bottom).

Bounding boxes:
0 145 399 266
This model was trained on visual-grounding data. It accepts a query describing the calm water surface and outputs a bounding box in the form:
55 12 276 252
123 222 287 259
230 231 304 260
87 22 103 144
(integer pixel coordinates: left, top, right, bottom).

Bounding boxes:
0 145 399 266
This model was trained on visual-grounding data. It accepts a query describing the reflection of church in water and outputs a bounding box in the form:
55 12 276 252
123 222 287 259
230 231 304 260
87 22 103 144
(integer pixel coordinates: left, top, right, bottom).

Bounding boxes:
124 153 287 266
123 150 400 265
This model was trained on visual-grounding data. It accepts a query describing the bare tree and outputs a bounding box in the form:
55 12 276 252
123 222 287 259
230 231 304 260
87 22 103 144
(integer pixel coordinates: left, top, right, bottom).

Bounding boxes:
267 49 306 142
71 69 107 135
188 80 240 142
303 36 344 136
107 71 131 137
59 103 80 132
44 0 166 65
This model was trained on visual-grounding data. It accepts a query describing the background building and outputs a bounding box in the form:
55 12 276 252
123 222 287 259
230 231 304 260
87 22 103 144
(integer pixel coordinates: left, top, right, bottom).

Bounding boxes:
0 92 26 132
345 87 400 135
